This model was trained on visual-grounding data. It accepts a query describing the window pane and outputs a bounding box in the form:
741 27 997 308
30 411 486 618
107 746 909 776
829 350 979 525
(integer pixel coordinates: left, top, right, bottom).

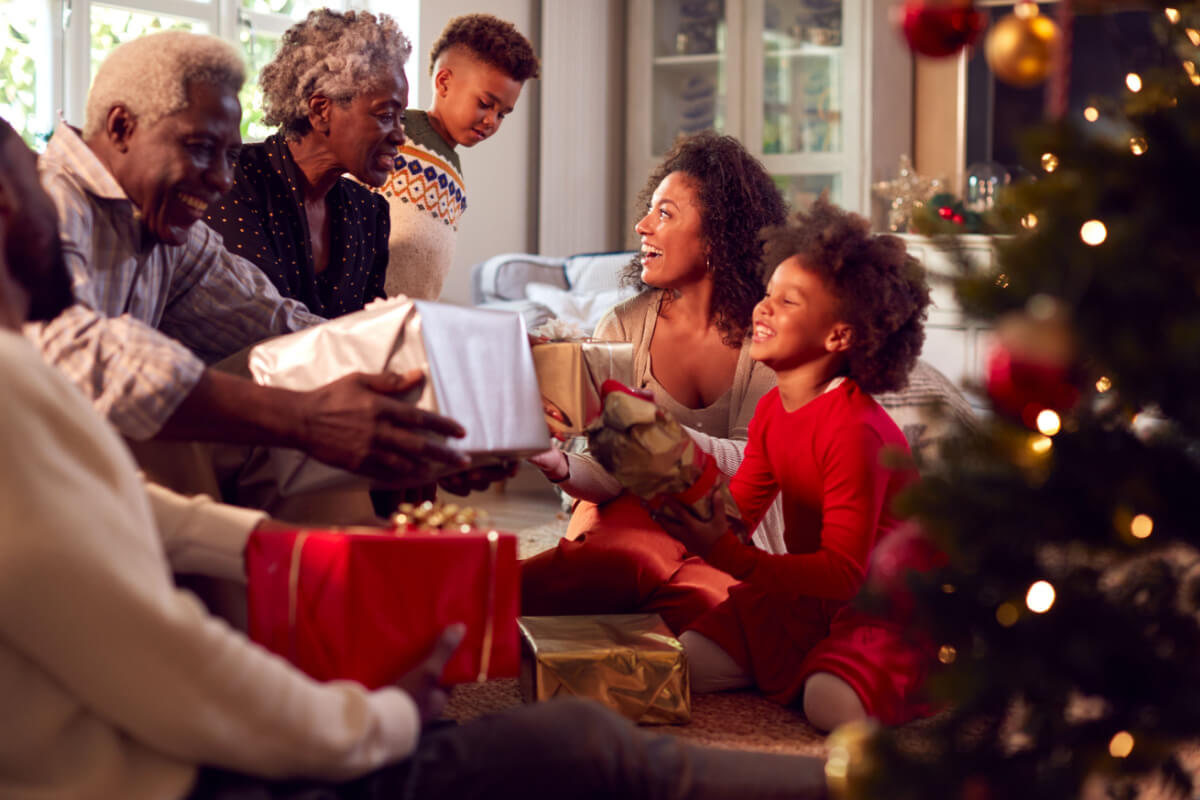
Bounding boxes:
651 0 729 155
762 0 843 156
242 0 321 16
0 0 53 149
239 30 281 141
773 173 840 210
91 6 208 83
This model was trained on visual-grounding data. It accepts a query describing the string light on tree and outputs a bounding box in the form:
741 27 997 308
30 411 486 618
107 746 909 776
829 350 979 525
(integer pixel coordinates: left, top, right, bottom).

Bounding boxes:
1083 106 1099 122
1131 514 1154 539
1080 220 1107 245
1036 409 1061 435
1041 152 1059 172
1026 580 1056 613
1165 7 1181 24
1126 72 1143 92
1096 376 1112 392
1020 213 1038 230
1109 732 1135 759
1130 137 1148 155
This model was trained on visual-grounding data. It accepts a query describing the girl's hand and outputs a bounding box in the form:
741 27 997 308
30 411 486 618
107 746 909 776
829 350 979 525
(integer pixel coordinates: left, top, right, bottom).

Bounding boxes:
527 447 569 482
647 485 729 558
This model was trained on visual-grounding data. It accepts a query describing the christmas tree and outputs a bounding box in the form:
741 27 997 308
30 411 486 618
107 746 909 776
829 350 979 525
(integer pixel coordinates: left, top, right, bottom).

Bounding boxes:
839 3 1200 798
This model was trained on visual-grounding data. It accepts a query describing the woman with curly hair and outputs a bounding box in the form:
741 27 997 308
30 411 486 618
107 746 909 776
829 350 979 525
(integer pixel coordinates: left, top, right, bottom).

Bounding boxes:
204 9 409 316
653 197 934 731
523 131 789 631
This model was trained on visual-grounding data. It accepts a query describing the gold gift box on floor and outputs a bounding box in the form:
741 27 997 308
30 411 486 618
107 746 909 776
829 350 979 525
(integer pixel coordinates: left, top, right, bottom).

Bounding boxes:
517 613 690 725
530 341 634 436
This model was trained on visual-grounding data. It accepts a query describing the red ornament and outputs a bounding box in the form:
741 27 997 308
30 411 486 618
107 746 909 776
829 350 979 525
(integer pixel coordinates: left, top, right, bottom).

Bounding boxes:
899 0 987 58
952 213 965 224
938 206 954 219
986 308 1080 425
986 345 1080 426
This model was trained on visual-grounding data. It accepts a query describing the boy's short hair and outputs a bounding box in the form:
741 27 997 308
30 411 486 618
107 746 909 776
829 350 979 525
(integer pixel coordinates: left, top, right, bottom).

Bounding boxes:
429 14 540 82
762 198 931 394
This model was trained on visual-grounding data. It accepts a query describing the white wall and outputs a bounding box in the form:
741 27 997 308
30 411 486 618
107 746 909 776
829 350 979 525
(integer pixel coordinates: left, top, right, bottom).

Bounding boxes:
537 1 626 257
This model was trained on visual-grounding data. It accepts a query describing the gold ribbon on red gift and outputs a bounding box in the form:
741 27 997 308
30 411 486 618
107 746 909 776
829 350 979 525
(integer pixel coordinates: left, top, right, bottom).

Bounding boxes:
273 525 513 686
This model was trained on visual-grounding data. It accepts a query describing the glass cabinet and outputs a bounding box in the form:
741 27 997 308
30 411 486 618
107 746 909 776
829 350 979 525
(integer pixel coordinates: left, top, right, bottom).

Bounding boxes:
626 0 905 233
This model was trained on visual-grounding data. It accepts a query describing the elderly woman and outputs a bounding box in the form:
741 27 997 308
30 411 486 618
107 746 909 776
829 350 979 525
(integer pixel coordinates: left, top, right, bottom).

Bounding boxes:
523 132 789 632
205 9 408 317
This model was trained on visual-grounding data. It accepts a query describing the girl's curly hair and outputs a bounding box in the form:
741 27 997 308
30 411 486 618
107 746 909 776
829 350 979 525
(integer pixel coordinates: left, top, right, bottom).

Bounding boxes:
761 198 931 393
622 131 787 346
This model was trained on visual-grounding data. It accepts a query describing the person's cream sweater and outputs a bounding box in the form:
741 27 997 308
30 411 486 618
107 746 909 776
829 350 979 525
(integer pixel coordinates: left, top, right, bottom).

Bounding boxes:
0 330 419 799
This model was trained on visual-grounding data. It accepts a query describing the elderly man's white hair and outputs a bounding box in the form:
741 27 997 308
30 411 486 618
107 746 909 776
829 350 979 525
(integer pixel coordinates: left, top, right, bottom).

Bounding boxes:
83 31 245 139
260 9 411 140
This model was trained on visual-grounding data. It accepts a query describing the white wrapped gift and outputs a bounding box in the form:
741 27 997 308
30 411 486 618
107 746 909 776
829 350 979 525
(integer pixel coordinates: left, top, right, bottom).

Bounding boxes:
249 296 551 494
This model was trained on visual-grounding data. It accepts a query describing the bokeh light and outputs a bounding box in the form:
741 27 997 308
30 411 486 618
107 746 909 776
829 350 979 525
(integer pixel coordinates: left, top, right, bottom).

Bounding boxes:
1131 514 1154 539
1126 73 1143 92
1036 410 1061 436
1041 153 1059 173
1080 220 1107 245
1026 580 1056 613
1109 731 1135 758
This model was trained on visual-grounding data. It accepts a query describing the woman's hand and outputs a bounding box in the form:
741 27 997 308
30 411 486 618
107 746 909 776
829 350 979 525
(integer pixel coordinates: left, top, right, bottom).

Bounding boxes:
647 486 729 559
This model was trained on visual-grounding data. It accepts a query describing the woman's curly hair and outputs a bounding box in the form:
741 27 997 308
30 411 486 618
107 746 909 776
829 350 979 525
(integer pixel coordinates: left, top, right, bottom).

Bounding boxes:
429 14 540 81
260 9 411 140
623 131 787 346
761 198 931 394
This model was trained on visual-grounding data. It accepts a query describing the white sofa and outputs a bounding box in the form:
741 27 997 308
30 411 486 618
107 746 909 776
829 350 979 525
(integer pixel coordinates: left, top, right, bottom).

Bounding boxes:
471 250 639 335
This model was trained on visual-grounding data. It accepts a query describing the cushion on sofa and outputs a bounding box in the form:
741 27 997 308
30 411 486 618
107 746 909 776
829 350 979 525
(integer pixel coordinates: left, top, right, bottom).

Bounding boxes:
474 253 568 303
564 251 637 296
874 360 979 473
525 282 636 333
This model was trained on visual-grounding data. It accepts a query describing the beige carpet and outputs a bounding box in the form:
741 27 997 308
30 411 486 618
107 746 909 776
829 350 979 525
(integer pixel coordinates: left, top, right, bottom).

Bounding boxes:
445 515 829 756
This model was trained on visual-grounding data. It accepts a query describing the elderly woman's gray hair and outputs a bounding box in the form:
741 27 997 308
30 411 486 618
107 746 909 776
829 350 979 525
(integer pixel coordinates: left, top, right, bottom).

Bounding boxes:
260 9 412 140
83 32 245 139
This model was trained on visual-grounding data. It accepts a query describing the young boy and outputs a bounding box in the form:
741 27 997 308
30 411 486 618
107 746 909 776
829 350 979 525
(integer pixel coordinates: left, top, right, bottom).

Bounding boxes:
654 197 935 732
378 14 539 301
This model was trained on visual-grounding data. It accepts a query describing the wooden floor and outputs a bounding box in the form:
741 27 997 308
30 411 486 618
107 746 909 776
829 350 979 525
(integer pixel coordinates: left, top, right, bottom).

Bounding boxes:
461 463 567 534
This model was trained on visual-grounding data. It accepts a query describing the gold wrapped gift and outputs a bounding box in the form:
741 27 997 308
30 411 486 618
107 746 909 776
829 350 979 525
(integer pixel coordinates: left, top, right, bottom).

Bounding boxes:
517 613 690 725
531 341 634 436
588 385 745 534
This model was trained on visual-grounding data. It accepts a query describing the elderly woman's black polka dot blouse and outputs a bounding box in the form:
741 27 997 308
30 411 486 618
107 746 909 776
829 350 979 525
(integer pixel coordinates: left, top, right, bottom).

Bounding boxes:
205 133 388 318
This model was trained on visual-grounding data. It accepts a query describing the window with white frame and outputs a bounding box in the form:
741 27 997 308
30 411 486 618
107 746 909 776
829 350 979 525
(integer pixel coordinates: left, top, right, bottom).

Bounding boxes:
0 0 392 149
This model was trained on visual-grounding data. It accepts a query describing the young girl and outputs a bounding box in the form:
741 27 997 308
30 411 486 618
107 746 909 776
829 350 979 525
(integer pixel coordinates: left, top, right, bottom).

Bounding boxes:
654 198 934 732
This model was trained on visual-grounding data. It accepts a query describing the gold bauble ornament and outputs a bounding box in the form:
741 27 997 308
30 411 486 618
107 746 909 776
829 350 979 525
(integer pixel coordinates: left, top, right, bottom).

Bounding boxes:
824 719 881 800
985 2 1061 87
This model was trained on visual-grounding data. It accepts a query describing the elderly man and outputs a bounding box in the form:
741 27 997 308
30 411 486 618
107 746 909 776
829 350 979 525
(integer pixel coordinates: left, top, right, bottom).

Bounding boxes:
29 31 475 516
0 111 827 800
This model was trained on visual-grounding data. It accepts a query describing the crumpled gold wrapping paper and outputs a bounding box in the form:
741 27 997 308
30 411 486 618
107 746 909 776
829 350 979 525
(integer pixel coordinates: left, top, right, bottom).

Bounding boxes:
517 614 690 725
531 341 634 436
587 388 743 531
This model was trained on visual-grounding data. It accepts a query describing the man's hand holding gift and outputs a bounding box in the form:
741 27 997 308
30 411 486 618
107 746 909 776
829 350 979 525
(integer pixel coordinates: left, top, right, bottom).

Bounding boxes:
296 369 471 484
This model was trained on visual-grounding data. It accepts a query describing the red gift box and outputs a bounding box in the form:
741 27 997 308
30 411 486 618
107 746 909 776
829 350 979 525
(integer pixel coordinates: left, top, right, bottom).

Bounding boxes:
246 527 520 688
